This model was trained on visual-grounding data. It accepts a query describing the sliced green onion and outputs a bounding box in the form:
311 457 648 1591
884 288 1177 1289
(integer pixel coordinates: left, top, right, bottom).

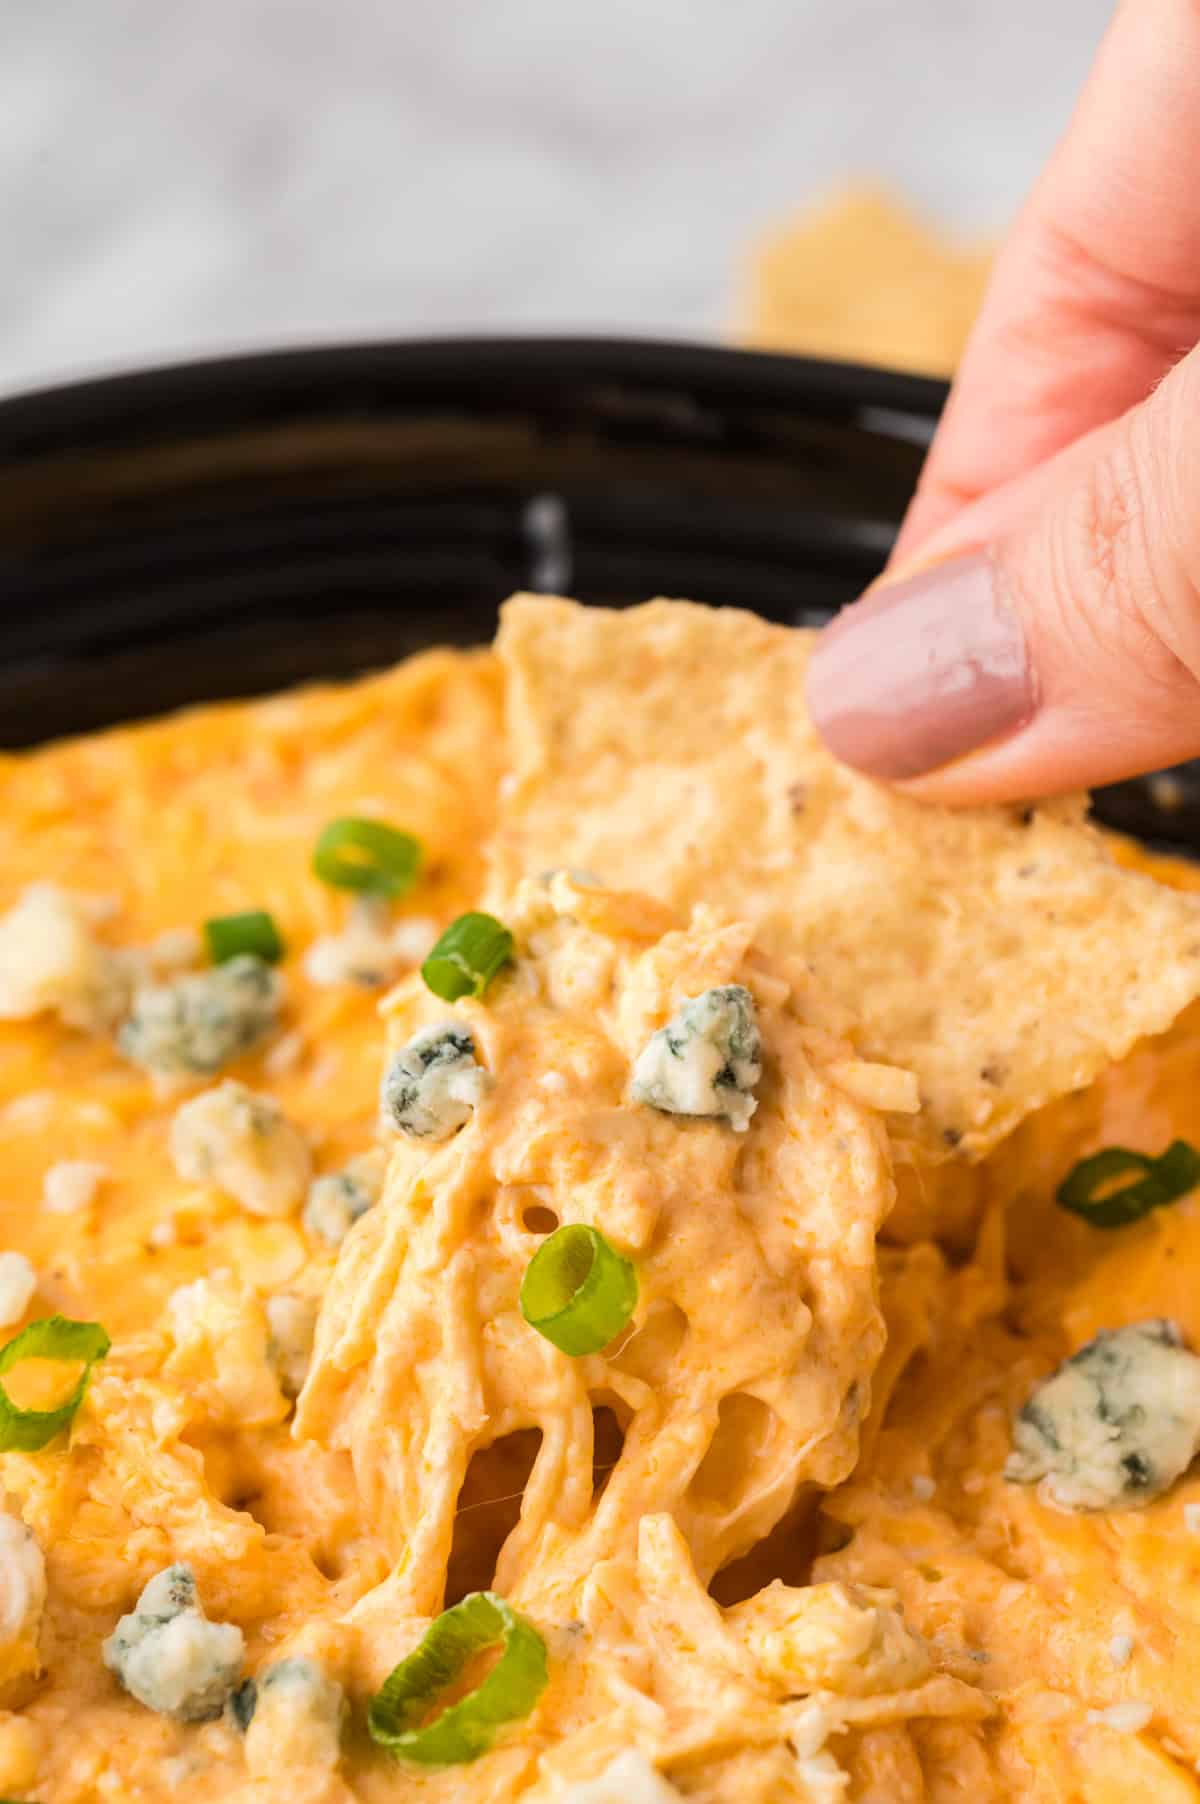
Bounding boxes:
367 1590 547 1766
1057 1140 1200 1229
312 817 423 898
204 910 284 966
519 1224 638 1356
0 1316 111 1451
421 913 513 1003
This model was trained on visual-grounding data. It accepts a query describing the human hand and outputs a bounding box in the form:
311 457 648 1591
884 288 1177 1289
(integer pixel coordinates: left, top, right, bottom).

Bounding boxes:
805 0 1200 803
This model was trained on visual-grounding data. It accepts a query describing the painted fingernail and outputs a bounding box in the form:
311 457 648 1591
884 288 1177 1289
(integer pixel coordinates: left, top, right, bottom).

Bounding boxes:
804 550 1036 780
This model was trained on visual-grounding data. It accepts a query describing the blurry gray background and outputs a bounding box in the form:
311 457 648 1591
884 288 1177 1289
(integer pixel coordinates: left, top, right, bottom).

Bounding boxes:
4 0 1105 394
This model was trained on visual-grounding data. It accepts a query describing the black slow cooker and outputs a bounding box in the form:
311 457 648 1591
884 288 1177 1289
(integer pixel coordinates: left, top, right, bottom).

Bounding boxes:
0 336 1193 849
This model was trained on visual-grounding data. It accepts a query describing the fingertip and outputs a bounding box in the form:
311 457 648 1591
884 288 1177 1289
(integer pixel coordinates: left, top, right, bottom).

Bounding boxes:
805 551 1035 783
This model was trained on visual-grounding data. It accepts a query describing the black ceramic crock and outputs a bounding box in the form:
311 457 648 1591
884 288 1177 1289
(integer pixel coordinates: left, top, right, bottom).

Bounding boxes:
0 336 1193 848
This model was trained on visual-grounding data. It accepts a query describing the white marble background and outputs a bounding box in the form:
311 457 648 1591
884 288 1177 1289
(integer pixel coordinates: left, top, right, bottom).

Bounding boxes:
3 0 1107 396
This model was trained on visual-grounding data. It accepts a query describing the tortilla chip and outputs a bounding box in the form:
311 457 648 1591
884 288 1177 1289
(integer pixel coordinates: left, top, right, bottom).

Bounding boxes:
492 596 1200 1161
741 187 992 377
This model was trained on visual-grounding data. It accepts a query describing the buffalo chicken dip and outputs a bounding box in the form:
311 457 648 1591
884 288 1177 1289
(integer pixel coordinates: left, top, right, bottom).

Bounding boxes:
0 600 1198 1802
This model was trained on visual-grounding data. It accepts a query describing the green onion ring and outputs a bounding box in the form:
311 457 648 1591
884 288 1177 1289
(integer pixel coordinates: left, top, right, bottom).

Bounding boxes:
204 910 285 966
1057 1140 1200 1229
519 1224 638 1357
312 818 423 898
421 913 514 1003
367 1590 548 1766
0 1316 111 1451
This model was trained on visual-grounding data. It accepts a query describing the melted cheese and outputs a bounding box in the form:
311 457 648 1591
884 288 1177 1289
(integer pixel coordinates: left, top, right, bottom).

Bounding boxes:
0 644 1196 1803
815 851 1200 1800
0 651 499 1799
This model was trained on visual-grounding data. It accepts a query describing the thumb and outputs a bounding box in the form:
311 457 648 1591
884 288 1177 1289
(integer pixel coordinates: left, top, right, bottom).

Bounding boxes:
805 346 1200 803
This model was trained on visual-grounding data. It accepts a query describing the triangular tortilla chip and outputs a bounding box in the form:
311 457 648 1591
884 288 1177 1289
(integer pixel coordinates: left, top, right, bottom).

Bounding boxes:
492 595 1200 1160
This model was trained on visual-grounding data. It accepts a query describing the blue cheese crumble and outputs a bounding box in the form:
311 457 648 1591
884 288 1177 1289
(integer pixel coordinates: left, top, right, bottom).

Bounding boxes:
119 954 281 1080
0 1253 36 1328
1005 1320 1200 1511
169 1080 311 1218
103 1563 243 1722
304 895 436 988
240 1657 346 1773
380 1023 491 1141
631 985 762 1132
265 1293 319 1398
0 883 131 1032
41 1159 108 1217
303 1147 387 1246
0 1514 46 1652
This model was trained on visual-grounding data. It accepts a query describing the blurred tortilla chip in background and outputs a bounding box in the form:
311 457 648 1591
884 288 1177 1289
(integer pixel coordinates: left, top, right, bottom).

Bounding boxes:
741 187 993 376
